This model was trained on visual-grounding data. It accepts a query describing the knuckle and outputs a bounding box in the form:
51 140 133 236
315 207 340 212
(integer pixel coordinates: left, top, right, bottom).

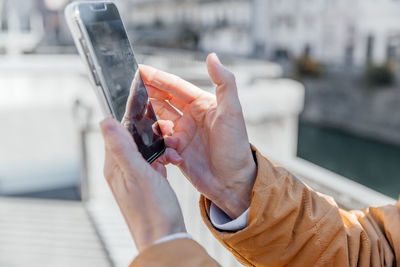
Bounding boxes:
225 70 236 84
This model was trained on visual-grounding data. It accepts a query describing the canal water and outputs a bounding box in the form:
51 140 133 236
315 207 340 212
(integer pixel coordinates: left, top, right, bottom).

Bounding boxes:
297 122 400 199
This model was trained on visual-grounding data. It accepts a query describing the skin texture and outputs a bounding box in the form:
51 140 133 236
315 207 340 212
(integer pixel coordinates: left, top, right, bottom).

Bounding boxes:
100 53 257 252
100 117 186 252
140 53 256 219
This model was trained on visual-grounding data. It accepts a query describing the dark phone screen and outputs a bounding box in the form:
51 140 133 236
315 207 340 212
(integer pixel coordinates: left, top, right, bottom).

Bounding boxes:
81 6 164 161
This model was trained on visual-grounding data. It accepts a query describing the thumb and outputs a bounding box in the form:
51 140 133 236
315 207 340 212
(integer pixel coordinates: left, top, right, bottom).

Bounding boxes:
100 117 143 169
206 53 241 113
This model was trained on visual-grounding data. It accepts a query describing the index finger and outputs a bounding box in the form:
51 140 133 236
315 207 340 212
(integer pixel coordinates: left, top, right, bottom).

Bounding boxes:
140 64 203 104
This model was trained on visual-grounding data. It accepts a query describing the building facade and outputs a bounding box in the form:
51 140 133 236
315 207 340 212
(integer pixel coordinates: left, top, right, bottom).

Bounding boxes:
126 0 400 66
1 0 398 66
125 0 253 55
264 0 400 66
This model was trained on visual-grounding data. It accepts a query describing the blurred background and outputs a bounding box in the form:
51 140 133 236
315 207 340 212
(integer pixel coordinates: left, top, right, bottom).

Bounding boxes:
0 0 399 266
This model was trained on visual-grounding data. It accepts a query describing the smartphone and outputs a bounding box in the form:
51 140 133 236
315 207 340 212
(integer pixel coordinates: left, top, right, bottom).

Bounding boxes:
65 1 165 163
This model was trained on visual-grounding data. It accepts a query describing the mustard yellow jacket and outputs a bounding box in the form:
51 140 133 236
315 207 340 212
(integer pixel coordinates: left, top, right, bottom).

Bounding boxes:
131 149 400 267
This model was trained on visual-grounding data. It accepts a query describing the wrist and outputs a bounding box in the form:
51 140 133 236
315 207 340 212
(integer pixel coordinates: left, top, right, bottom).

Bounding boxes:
214 189 251 219
128 216 187 252
213 157 256 219
120 184 187 252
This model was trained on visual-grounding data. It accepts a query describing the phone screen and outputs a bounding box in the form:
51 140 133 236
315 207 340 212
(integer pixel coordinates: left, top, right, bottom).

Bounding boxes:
80 4 165 162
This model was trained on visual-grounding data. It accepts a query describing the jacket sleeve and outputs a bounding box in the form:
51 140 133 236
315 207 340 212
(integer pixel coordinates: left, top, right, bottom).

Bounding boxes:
200 147 400 267
130 238 220 267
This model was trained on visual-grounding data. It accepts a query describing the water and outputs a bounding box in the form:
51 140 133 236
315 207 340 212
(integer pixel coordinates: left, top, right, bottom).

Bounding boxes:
298 122 400 199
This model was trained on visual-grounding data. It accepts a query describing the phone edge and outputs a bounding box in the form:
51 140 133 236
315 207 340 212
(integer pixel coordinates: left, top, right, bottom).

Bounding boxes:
147 146 166 164
64 1 114 118
65 1 166 164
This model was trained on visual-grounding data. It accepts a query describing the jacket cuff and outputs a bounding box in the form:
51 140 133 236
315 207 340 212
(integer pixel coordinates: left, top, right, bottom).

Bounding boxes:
130 238 219 267
209 203 249 231
199 146 282 265
200 146 259 233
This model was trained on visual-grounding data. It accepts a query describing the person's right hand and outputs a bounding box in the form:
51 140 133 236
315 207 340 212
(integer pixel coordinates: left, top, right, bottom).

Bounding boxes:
140 53 256 219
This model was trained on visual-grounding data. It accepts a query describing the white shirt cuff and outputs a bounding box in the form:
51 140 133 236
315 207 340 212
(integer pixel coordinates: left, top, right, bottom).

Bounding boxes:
209 203 249 231
153 232 192 245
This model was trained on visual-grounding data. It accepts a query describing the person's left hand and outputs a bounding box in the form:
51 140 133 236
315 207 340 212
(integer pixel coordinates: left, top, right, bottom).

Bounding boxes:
100 117 186 252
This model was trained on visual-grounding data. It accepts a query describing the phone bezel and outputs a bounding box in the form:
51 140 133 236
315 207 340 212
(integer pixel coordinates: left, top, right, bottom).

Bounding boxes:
75 2 118 118
65 1 165 164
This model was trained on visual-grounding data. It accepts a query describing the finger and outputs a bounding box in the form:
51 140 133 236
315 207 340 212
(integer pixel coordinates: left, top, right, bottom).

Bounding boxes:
140 64 203 104
171 130 191 153
164 136 180 150
158 120 174 136
100 117 142 169
151 99 182 123
156 147 183 166
146 83 170 100
147 84 187 111
165 148 183 165
167 112 197 153
206 53 242 114
151 161 167 178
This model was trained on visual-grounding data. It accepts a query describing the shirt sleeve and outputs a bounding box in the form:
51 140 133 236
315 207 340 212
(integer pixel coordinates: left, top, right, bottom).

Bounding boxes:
209 203 249 231
153 232 192 245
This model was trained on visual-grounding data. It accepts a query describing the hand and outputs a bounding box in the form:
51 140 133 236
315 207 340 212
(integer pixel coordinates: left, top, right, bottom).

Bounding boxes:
140 53 256 219
100 117 186 252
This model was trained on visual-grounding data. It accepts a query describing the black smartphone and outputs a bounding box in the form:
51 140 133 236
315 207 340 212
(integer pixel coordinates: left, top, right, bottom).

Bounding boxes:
66 2 165 163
